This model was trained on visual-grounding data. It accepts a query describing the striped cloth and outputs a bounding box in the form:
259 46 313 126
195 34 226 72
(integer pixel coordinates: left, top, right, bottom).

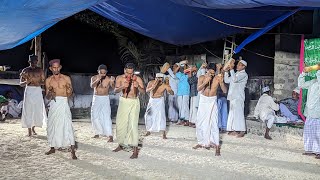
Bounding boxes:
304 118 320 154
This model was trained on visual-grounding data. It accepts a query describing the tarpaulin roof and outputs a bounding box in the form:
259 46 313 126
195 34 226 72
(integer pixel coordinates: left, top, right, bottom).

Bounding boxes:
0 0 319 52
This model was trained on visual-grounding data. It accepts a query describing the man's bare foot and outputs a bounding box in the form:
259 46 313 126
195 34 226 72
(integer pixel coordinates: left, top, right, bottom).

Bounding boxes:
107 136 113 142
184 122 189 126
71 151 77 160
145 131 151 136
236 132 245 138
176 122 184 125
215 146 221 156
32 126 37 135
45 148 55 155
193 144 203 149
163 133 167 139
112 145 123 152
130 147 139 159
220 130 227 134
228 131 237 136
315 154 320 159
264 134 272 140
302 152 315 156
92 135 99 138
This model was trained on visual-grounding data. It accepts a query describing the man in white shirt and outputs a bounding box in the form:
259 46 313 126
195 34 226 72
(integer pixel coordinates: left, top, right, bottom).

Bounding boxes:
254 86 279 140
224 60 248 138
298 69 320 159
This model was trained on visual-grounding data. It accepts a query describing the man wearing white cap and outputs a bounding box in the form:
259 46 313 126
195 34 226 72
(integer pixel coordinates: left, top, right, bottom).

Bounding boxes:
145 73 174 139
254 86 279 140
279 87 301 122
224 60 248 137
298 68 320 159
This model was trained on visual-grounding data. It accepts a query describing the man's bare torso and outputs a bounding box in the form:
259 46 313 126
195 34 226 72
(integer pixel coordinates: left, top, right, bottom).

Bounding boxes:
20 67 44 86
92 75 112 96
117 74 142 98
200 75 220 97
46 74 72 97
149 80 168 98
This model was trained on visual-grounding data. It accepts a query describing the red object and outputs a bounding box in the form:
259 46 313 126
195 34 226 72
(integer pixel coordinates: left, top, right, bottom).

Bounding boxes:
298 35 306 122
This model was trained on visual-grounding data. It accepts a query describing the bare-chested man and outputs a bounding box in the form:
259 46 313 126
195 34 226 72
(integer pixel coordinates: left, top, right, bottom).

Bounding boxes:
145 73 174 139
112 63 145 159
20 54 47 136
193 63 227 156
44 59 77 159
90 64 115 142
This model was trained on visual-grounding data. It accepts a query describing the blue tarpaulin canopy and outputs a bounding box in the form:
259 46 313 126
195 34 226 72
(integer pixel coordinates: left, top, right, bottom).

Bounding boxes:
0 0 319 53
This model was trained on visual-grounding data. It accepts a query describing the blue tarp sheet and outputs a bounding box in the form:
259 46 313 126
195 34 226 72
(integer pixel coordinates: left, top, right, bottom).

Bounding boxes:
0 0 319 52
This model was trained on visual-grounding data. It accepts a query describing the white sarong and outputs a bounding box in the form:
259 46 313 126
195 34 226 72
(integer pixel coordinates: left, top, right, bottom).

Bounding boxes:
196 95 219 146
177 95 190 120
189 96 198 123
168 94 179 121
47 96 75 148
91 95 112 136
304 118 320 154
227 99 246 131
145 97 166 132
21 86 47 128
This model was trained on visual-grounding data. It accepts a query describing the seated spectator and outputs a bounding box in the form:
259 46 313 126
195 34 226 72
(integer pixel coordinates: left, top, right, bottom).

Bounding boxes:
0 91 22 119
279 87 301 123
254 86 279 140
0 95 9 121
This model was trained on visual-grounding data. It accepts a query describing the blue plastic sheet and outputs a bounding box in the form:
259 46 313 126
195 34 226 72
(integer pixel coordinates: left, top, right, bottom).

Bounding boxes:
0 0 319 51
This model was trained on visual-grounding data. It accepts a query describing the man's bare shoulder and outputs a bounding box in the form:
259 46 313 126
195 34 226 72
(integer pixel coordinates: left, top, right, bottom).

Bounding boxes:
61 74 71 80
116 74 125 80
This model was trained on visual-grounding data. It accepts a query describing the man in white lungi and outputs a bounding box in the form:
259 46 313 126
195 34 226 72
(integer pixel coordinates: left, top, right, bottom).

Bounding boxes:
254 86 279 140
45 59 77 159
176 60 190 126
224 60 248 137
145 73 174 139
161 62 180 123
113 63 145 159
194 63 227 156
20 54 47 136
90 64 115 142
298 68 320 159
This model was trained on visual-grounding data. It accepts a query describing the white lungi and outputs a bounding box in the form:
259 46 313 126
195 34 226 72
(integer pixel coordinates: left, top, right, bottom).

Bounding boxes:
145 97 166 132
178 95 189 120
189 96 198 123
47 97 75 148
91 95 112 136
196 95 219 146
227 99 246 131
21 86 47 128
304 118 320 154
168 94 179 121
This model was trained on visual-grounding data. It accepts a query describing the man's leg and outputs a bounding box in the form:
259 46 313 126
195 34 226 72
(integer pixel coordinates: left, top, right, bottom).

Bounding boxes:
221 97 228 132
217 98 222 129
264 115 275 140
27 128 32 136
162 131 167 139
70 145 77 160
32 126 37 135
130 147 139 159
183 95 190 126
279 103 298 122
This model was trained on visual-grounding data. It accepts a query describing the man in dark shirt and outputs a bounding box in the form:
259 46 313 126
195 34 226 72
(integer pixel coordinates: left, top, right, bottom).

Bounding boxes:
188 66 198 128
216 63 228 132
279 88 300 122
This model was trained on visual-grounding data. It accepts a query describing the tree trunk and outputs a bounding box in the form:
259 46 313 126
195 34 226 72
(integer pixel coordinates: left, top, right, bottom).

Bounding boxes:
35 35 42 69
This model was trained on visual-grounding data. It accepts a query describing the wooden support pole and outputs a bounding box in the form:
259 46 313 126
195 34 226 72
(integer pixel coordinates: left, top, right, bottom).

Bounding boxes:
34 35 42 69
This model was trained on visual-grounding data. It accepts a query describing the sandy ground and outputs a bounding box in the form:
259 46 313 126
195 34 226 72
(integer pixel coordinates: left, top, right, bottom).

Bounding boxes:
0 119 320 180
